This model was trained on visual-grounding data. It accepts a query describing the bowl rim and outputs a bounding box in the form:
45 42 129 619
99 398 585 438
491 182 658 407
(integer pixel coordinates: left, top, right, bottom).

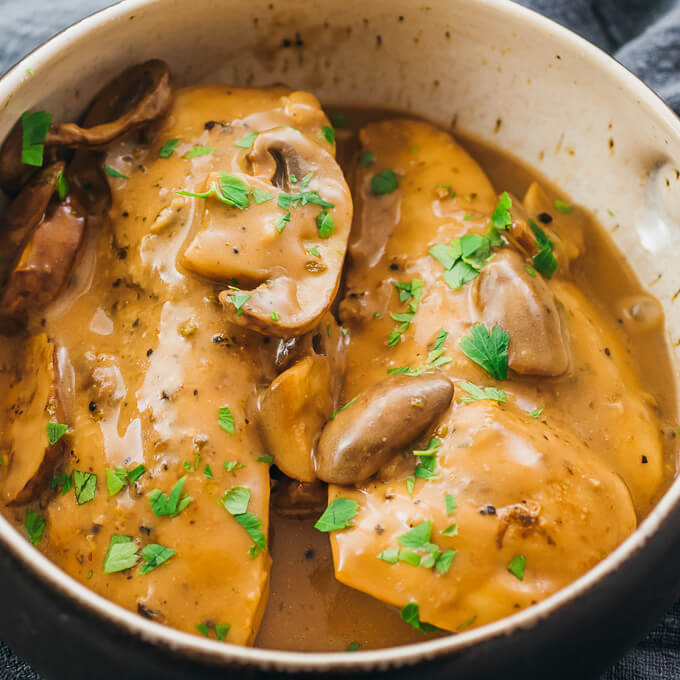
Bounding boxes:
1 0 680 672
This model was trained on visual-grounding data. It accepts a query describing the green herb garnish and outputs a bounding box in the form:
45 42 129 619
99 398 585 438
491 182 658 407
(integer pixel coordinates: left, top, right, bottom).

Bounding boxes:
316 210 334 238
184 145 215 159
148 477 193 518
235 132 258 149
370 169 399 195
360 151 375 167
46 422 68 445
158 138 179 158
459 323 509 380
140 544 175 574
219 406 235 434
321 125 335 145
105 166 128 179
507 554 526 580
251 187 273 204
529 407 544 418
445 493 456 515
314 498 358 532
459 381 507 404
56 170 69 200
25 509 46 545
21 110 52 166
103 535 139 574
400 602 441 633
73 471 97 504
553 198 572 214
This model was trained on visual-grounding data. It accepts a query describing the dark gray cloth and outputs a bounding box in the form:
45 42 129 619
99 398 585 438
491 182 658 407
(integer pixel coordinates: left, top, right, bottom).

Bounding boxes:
0 0 679 678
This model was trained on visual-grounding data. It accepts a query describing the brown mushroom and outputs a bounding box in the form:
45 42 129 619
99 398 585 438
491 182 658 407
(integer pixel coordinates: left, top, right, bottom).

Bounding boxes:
315 373 454 485
0 195 86 333
473 249 570 376
0 161 64 284
0 60 172 193
0 334 67 505
179 123 352 337
258 355 333 482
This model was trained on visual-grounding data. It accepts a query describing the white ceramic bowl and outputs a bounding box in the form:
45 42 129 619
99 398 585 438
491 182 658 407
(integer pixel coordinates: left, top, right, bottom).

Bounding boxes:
0 1 679 678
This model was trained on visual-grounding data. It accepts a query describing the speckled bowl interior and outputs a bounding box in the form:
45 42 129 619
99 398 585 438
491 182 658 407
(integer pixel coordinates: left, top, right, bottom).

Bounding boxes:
1 0 680 674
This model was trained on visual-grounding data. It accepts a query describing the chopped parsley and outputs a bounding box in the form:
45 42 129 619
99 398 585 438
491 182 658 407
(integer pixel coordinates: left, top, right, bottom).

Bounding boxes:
105 166 128 179
429 232 495 290
73 471 97 504
314 498 358 532
378 548 399 564
251 187 273 204
360 151 375 167
271 311 280 321
525 265 537 278
388 279 423 346
223 486 251 514
321 125 335 145
140 543 175 574
553 198 573 214
224 460 245 472
316 210 334 238
21 110 52 166
128 464 147 483
388 328 451 376
106 468 128 497
257 455 274 464
229 293 251 316
204 464 214 479
178 172 250 210
184 145 215 159
490 191 512 231
347 641 360 652
46 422 68 445
507 554 526 580
158 138 179 158
25 509 46 545
459 381 507 404
197 624 210 637
235 131 259 149
398 521 432 549
50 472 72 495
400 602 441 633
441 523 458 537
370 169 399 195
215 624 231 641
274 212 291 233
56 170 69 200
529 219 558 278
307 245 320 257
529 407 544 419
445 493 457 515
459 323 509 380
148 477 193 518
218 406 235 434
103 535 139 574
330 395 358 420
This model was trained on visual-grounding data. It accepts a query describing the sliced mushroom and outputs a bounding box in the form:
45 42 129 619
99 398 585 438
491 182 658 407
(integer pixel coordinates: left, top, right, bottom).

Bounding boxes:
0 60 172 193
316 373 454 485
472 249 570 376
181 123 352 337
0 162 64 284
0 333 66 504
258 355 333 482
0 195 86 333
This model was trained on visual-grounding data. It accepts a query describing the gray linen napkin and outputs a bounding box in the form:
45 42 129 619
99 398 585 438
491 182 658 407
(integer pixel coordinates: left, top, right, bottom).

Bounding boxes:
0 1 679 678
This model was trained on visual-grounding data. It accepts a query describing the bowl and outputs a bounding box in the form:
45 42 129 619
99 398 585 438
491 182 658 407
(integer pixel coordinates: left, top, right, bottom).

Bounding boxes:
1 0 679 678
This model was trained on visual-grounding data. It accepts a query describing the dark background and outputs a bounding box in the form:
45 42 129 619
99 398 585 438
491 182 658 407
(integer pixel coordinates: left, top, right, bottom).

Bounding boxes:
0 0 679 678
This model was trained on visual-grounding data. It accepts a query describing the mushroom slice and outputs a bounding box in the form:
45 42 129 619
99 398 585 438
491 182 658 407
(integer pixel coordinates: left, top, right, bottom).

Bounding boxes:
0 333 66 505
258 355 333 482
316 373 454 485
0 60 172 193
181 125 352 337
472 249 570 376
0 162 64 283
0 195 86 332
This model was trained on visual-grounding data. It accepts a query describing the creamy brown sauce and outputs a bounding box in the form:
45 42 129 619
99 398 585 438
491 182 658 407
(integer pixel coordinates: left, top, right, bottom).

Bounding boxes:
0 74 677 653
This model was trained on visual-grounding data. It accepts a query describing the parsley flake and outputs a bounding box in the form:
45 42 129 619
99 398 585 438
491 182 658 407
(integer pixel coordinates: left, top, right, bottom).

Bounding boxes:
103 535 139 574
105 166 128 179
314 498 358 532
378 548 399 564
184 145 215 159
316 210 334 238
251 187 273 204
204 464 214 479
223 486 251 515
347 641 360 652
235 132 259 149
25 509 45 545
321 125 335 145
507 554 526 580
224 460 245 472
257 455 274 464
158 138 179 158
215 624 231 641
148 477 193 518
140 543 175 574
229 293 251 316
274 212 290 233
553 198 573 214
445 493 457 515
56 170 69 200
459 381 507 404
219 406 235 434
73 471 97 504
50 472 72 495
491 191 512 231
360 151 375 167
106 468 128 497
400 602 441 633
459 323 509 380
21 110 52 166
398 521 432 549
371 169 399 195
441 523 458 537
46 422 68 445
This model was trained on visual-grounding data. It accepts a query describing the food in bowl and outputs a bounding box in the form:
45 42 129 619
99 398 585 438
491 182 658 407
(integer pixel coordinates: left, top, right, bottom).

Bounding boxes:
0 60 675 651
